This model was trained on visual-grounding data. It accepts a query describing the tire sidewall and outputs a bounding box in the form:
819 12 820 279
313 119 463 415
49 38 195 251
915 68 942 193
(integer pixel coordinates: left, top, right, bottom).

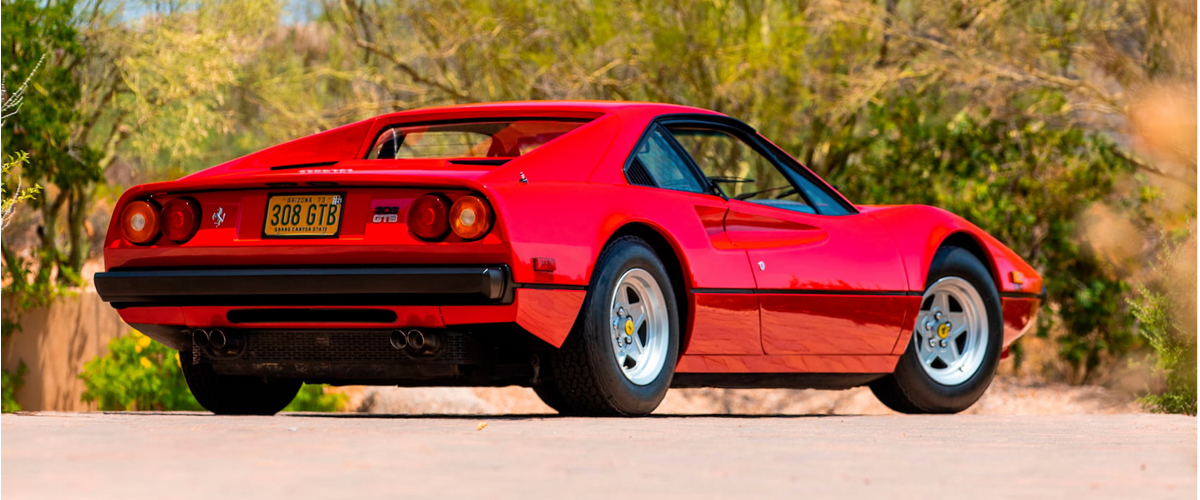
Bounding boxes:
581 238 679 414
896 247 1004 412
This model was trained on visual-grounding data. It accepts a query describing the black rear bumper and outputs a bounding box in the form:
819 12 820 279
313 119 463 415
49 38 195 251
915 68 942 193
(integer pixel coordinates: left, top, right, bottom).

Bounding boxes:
95 266 511 308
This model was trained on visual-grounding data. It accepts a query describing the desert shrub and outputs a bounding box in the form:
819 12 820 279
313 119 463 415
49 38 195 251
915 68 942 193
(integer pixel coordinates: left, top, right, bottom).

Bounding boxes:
2 361 28 413
80 330 344 412
1129 233 1197 415
1131 288 1197 415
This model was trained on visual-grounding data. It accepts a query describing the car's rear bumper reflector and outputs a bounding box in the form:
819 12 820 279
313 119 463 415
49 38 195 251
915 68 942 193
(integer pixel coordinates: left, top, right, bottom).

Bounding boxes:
95 266 510 308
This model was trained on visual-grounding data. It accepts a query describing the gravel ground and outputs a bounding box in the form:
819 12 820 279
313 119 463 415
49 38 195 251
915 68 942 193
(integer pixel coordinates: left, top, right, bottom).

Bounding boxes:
2 412 1194 500
338 376 1144 415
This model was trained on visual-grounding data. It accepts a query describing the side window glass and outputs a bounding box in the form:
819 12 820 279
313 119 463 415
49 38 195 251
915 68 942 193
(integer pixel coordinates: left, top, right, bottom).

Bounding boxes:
627 127 706 194
793 174 851 215
667 127 815 214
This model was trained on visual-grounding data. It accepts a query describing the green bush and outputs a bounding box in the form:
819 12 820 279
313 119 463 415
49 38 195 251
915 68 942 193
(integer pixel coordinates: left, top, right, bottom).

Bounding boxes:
284 384 345 412
79 330 202 411
1129 230 1198 416
2 361 28 413
1131 287 1197 415
80 330 344 412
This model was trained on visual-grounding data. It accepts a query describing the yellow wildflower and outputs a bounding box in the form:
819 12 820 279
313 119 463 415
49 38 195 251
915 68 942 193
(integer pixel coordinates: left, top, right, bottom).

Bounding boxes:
139 356 152 369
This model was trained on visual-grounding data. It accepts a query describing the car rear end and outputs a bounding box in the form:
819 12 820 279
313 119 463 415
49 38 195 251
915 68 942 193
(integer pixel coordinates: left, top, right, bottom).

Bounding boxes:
96 110 609 387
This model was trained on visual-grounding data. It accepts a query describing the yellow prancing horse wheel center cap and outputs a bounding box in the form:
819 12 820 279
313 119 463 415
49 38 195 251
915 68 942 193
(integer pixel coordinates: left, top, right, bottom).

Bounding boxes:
937 322 951 339
624 318 635 336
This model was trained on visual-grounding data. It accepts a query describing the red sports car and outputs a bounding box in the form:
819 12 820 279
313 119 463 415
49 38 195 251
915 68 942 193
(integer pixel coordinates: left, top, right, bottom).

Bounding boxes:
97 101 1042 416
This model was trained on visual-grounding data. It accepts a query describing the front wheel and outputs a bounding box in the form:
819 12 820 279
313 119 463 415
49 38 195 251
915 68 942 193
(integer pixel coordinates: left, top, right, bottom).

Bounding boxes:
870 246 1004 414
536 236 679 416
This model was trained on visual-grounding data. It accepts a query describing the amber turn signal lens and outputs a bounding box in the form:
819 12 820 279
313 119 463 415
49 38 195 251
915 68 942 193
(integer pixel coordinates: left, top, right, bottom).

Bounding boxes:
450 195 492 241
162 197 201 243
121 200 160 245
408 193 451 241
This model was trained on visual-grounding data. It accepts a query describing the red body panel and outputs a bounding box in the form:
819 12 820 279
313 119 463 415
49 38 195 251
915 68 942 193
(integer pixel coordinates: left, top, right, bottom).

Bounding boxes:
677 354 900 373
103 101 1042 377
760 295 921 355
1000 297 1040 347
688 293 762 355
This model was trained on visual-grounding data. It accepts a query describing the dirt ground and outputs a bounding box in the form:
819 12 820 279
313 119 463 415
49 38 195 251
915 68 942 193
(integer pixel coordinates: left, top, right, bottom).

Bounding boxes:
333 375 1145 416
2 412 1193 500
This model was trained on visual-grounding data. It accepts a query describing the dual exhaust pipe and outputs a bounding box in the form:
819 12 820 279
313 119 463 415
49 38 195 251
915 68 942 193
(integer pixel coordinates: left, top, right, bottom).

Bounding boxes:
192 328 441 357
390 329 441 356
192 328 244 353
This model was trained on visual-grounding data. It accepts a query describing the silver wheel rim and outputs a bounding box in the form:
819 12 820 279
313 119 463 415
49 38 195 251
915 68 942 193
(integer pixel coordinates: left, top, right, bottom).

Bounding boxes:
609 268 669 386
912 277 989 386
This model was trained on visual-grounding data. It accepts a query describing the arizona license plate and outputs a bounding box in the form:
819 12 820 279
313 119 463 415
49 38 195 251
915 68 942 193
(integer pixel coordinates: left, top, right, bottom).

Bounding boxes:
263 193 344 238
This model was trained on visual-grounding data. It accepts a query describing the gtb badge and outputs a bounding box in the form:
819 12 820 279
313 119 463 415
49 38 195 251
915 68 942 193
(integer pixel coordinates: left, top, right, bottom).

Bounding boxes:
373 206 400 223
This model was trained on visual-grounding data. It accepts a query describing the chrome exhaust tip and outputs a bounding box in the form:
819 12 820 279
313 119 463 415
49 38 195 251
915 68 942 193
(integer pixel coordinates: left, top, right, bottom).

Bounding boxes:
192 329 211 348
209 329 228 350
405 329 440 355
406 329 426 351
389 330 408 350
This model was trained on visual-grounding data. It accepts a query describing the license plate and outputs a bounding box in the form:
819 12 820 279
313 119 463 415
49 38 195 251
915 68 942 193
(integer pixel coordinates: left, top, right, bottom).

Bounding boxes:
263 193 344 238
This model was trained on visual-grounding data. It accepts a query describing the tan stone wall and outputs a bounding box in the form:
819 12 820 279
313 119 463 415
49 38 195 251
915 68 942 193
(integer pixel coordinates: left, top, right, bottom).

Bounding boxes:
3 290 130 411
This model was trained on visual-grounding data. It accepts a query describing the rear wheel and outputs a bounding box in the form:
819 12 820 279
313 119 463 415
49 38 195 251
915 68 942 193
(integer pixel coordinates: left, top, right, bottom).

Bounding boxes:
535 236 679 416
869 246 1003 414
180 354 301 415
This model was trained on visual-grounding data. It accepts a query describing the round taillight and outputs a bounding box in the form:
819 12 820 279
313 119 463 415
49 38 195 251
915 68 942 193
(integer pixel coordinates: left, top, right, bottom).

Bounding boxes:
450 195 493 241
407 193 451 241
120 200 160 245
161 197 201 243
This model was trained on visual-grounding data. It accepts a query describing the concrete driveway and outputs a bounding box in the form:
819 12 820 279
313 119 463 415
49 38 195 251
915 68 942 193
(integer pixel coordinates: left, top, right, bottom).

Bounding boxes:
2 412 1194 499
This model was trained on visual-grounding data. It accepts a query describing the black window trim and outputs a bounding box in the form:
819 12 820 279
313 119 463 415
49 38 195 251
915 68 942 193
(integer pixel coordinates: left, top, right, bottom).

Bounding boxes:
621 113 859 216
363 116 595 160
658 119 818 209
754 137 859 216
620 122 718 196
650 114 859 216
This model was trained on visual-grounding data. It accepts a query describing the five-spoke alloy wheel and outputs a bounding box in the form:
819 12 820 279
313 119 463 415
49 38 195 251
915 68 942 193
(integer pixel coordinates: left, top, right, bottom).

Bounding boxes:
911 277 989 387
608 269 671 386
870 246 1004 414
534 236 679 416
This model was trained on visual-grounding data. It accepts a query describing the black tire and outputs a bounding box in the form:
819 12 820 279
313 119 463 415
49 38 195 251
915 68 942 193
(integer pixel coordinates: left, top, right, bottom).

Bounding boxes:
869 246 1004 414
531 377 572 414
537 236 680 416
180 353 302 415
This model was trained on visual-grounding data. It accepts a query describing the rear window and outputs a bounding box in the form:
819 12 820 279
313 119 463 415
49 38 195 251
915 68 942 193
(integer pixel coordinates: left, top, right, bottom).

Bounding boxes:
367 119 587 159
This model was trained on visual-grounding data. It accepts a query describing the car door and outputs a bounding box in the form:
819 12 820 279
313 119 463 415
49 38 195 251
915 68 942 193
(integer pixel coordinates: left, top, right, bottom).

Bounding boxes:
622 124 762 355
664 122 911 355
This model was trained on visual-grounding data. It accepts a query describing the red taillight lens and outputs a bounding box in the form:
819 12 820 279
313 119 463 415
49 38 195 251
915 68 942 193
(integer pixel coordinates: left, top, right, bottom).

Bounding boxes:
120 200 160 245
407 193 451 240
450 195 493 241
162 197 201 243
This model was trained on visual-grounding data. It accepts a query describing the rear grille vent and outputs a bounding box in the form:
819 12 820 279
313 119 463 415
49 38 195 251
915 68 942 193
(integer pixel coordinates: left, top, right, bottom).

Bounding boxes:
625 158 656 187
205 329 487 365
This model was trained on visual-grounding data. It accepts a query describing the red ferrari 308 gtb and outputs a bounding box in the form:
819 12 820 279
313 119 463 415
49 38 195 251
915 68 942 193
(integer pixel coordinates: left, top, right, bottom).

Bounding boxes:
97 101 1042 416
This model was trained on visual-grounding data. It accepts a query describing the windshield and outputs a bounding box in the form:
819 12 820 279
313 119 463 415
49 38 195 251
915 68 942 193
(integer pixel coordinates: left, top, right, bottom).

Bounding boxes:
367 120 587 159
